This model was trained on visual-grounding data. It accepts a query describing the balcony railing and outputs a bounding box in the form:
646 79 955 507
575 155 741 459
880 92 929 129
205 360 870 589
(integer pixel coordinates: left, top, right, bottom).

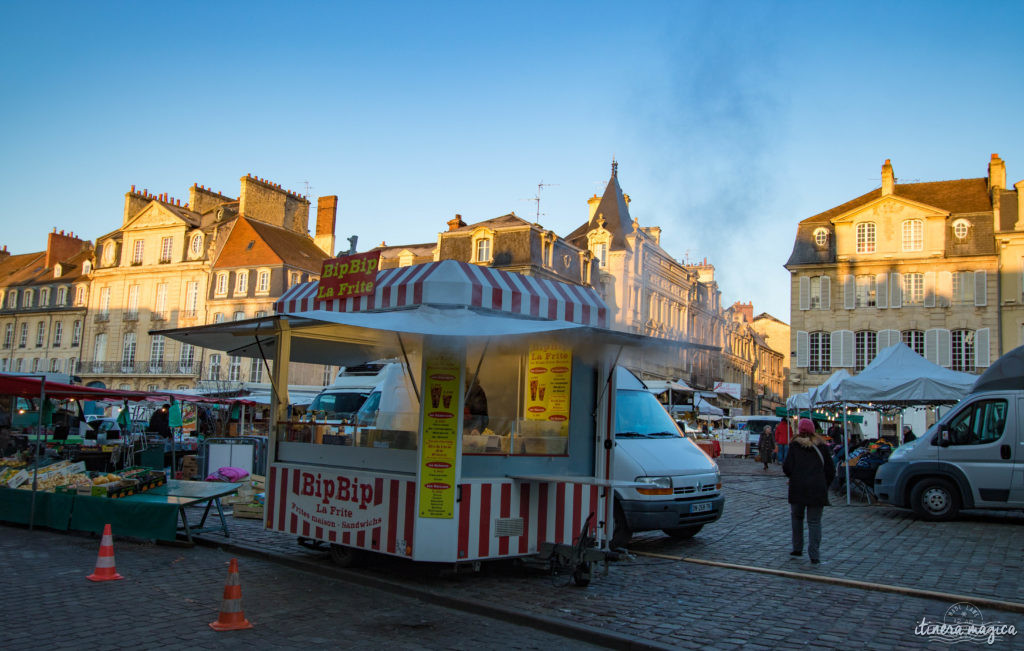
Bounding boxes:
79 361 202 376
123 312 139 321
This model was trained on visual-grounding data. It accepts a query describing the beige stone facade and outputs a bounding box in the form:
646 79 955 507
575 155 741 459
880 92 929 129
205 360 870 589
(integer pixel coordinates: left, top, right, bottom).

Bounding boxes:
786 156 1013 395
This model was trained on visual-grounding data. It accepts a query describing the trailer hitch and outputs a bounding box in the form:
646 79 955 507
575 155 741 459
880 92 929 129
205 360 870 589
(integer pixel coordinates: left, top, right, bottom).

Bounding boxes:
536 513 607 587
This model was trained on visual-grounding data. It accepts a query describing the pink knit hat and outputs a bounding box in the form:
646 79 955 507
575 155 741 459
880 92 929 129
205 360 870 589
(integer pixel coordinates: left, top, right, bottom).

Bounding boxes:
798 418 815 435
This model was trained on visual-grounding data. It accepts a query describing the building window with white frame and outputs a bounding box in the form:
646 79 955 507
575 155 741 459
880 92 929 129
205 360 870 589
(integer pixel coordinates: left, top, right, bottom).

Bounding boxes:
24 290 34 308
121 332 136 369
52 321 63 347
235 270 249 295
159 236 173 263
902 273 924 305
902 219 923 252
18 323 27 348
32 358 40 372
856 222 876 254
71 320 81 347
56 286 67 305
475 238 492 263
13 358 22 372
952 219 970 240
154 283 168 319
7 291 16 309
127 284 140 318
179 343 195 372
854 330 877 371
40 287 50 306
185 281 198 317
855 275 876 307
228 355 241 381
902 329 925 356
951 329 975 372
289 271 300 288
256 269 270 294
74 285 86 306
2 324 12 348
132 240 144 265
593 243 608 268
35 322 45 347
952 271 975 304
233 311 245 321
49 358 59 373
249 358 263 383
208 354 221 380
67 357 77 375
215 273 228 296
190 233 204 258
813 227 829 248
0 359 9 372
809 331 830 374
100 287 111 315
150 335 165 369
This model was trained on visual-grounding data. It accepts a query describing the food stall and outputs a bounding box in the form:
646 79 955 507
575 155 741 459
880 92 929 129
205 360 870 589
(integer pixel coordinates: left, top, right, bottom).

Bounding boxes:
159 258 667 578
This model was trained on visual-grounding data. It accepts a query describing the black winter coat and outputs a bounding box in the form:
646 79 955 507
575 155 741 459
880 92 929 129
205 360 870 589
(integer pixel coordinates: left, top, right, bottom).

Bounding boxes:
782 436 836 506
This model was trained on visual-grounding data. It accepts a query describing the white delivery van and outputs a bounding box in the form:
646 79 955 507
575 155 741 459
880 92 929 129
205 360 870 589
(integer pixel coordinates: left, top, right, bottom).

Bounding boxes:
875 347 1024 520
353 365 724 547
306 361 394 424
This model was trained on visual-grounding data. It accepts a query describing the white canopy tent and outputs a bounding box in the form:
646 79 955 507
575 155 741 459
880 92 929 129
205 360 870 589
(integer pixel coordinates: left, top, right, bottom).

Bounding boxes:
824 343 977 405
809 369 852 406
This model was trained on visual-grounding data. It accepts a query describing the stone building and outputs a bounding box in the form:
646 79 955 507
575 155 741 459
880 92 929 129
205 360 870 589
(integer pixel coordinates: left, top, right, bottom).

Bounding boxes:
0 231 92 377
564 163 727 385
785 156 1012 395
77 175 335 391
721 302 786 414
751 311 791 390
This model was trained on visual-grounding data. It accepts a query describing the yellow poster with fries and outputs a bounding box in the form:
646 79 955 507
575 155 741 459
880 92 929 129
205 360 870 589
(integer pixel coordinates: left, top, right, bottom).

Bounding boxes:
524 344 572 437
419 354 461 518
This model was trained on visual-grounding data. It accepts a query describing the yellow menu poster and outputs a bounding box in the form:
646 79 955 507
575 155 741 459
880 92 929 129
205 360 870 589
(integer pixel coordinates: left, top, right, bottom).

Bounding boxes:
524 344 572 436
419 354 461 518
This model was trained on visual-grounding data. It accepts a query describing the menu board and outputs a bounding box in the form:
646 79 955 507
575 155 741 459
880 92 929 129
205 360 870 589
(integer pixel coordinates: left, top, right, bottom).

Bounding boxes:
418 354 461 519
524 344 572 436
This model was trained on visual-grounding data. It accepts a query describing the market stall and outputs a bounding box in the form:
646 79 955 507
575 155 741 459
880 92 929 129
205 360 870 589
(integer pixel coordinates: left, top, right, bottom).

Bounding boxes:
159 258 677 580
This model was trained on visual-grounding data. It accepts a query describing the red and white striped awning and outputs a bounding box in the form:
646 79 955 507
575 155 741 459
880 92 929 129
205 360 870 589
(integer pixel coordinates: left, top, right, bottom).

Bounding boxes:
275 260 607 328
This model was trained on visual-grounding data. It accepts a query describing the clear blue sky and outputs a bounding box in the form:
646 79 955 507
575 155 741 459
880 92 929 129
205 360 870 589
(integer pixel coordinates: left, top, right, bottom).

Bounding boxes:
2 1 1022 321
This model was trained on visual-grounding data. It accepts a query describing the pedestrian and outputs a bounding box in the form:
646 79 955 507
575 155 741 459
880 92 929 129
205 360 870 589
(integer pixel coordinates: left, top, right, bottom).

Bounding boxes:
774 418 791 465
783 418 836 564
757 425 774 471
902 425 916 443
148 404 172 439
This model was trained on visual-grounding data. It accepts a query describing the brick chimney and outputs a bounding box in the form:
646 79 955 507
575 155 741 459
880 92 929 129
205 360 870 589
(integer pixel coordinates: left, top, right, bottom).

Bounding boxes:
46 228 86 269
587 194 601 221
988 153 1006 193
881 159 895 196
447 214 467 231
315 196 338 256
0 245 9 261
731 301 753 323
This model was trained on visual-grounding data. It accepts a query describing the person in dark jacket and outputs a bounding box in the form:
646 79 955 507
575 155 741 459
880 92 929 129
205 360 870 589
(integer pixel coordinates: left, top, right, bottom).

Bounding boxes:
148 404 172 439
902 425 916 444
757 425 774 471
783 417 836 564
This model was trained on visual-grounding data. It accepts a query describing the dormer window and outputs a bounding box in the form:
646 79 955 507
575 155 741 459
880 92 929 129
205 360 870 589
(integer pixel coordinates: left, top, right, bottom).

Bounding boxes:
475 238 492 263
23 290 34 308
82 261 92 274
235 270 249 295
813 227 829 248
7 291 16 309
189 233 204 258
56 286 67 305
953 219 970 241
593 242 608 268
215 272 229 296
855 222 876 254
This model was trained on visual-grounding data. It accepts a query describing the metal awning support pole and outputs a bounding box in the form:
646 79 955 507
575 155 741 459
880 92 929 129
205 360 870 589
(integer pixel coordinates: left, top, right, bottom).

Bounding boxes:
29 375 46 531
268 319 292 465
843 403 850 506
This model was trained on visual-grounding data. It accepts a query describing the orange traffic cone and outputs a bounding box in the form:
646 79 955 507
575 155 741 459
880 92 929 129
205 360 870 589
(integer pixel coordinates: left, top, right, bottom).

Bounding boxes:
209 558 253 631
86 523 124 582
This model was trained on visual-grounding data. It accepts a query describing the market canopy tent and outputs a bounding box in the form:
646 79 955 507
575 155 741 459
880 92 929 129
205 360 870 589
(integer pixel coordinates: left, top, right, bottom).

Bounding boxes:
971 344 1024 393
821 343 976 405
0 373 258 405
809 369 851 406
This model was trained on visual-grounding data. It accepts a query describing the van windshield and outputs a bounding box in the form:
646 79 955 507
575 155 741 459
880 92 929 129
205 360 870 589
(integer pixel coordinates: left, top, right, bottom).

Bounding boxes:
308 392 369 420
615 390 682 438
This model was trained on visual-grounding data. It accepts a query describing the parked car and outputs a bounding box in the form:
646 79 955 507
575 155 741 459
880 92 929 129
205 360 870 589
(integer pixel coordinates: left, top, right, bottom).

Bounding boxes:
307 362 395 424
729 415 782 457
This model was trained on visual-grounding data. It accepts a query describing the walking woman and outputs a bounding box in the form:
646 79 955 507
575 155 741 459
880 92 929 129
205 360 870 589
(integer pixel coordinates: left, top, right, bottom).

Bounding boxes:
757 425 774 471
783 418 836 564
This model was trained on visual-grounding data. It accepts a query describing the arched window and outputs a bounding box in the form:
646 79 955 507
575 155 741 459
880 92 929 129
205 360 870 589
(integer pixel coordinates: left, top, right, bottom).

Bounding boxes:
475 238 492 263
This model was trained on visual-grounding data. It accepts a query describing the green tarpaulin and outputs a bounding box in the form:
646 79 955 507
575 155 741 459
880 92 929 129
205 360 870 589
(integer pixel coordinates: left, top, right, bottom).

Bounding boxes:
70 494 180 541
0 488 74 530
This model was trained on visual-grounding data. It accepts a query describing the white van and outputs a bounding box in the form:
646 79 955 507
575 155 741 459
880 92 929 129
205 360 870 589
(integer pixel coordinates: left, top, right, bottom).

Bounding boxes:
875 346 1024 520
352 365 724 546
307 362 393 424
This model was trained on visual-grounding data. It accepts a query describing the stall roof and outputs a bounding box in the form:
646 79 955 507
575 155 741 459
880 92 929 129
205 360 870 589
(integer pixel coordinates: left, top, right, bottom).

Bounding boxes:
0 373 257 405
643 379 695 394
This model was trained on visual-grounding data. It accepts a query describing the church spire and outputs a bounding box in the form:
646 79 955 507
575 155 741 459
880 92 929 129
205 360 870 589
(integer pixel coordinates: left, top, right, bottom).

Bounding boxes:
611 157 618 178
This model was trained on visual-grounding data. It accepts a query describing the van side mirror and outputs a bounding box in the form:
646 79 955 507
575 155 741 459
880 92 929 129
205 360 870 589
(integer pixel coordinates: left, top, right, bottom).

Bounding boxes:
937 429 951 447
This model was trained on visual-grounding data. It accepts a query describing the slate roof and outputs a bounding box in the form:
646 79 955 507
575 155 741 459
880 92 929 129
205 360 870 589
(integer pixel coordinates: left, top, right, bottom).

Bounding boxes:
787 177 996 266
213 217 328 273
446 213 535 233
0 252 45 288
566 165 632 250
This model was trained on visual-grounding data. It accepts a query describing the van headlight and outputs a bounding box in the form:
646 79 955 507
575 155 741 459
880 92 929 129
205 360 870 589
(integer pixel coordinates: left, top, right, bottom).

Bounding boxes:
636 476 673 496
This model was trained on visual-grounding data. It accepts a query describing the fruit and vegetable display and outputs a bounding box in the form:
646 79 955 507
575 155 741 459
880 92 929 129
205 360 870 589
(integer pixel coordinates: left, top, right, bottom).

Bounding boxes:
2 460 166 498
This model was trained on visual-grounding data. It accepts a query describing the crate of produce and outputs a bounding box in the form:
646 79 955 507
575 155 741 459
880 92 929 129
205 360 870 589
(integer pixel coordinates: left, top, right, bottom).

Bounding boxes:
232 503 264 519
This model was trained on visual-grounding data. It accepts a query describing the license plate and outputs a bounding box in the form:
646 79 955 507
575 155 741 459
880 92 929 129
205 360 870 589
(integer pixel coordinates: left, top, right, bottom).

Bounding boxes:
690 502 713 513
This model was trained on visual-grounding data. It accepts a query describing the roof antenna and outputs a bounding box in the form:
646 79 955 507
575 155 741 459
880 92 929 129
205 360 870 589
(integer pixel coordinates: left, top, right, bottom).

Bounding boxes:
300 181 313 198
527 180 558 224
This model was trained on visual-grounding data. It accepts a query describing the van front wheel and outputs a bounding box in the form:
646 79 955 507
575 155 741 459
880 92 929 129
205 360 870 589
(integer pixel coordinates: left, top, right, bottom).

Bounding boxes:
910 478 961 521
663 525 703 539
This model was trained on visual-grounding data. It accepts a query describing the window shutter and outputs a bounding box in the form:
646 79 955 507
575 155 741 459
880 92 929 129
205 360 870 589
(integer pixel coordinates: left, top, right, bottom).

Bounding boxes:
830 331 843 368
877 329 896 351
875 273 888 308
975 328 991 367
889 272 902 308
924 272 936 307
820 276 830 310
841 330 855 368
799 277 810 311
974 270 987 306
844 275 855 310
937 271 952 307
924 329 939 363
876 329 888 351
796 331 809 368
938 329 952 367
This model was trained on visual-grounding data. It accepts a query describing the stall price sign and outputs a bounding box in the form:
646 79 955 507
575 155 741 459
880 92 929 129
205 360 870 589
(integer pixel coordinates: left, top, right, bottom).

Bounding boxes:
524 344 572 437
419 354 461 519
315 251 380 304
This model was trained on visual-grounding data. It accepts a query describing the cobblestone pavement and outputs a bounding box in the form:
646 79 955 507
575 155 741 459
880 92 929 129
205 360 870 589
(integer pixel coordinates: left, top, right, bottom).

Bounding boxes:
0 526 602 650
192 457 1024 649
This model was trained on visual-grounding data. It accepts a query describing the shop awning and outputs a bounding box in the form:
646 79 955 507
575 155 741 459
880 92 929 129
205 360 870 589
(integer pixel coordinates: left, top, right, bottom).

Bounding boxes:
0 373 257 405
275 260 608 328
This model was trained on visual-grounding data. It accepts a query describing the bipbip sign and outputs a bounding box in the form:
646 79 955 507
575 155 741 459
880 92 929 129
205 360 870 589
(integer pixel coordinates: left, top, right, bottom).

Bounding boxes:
315 251 380 304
